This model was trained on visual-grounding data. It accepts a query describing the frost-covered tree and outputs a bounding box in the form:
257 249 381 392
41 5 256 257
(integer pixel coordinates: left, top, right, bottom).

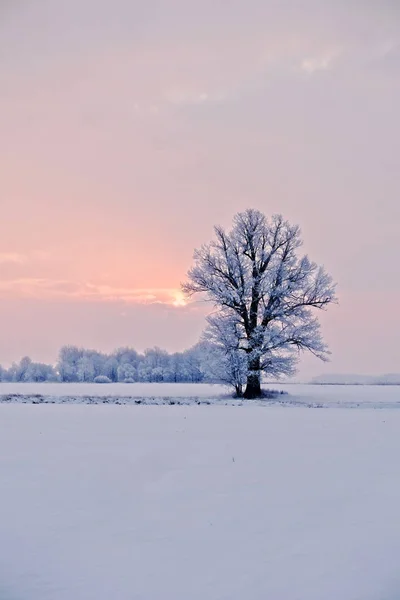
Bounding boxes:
103 357 119 382
203 314 249 396
24 361 57 382
141 347 171 382
117 363 138 382
58 346 84 382
181 344 206 383
2 357 57 382
113 347 140 364
169 352 186 383
113 347 140 379
183 209 337 398
12 356 33 382
77 355 96 382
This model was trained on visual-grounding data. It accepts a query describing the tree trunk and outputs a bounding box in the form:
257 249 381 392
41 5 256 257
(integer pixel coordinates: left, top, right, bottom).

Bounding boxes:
235 383 243 398
244 356 262 398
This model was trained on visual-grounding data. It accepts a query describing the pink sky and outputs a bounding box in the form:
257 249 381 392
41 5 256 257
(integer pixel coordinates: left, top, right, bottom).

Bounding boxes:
1 0 399 377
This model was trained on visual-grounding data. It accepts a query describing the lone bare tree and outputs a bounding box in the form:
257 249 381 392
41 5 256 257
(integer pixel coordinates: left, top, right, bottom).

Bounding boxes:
183 209 337 398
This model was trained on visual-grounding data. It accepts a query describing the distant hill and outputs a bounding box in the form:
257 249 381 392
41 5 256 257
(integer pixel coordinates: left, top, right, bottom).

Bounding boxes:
310 373 400 385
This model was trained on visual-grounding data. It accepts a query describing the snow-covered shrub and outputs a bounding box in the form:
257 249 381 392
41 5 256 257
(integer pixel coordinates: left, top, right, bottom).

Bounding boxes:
93 375 112 384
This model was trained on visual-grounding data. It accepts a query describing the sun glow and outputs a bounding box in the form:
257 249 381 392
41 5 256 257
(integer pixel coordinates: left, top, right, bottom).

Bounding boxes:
172 291 187 307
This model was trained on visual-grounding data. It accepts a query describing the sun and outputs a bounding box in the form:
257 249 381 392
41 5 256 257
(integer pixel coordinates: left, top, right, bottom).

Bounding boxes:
172 291 187 307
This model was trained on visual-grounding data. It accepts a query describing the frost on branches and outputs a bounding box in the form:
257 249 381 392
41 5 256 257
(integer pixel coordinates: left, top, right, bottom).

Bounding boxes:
183 209 337 398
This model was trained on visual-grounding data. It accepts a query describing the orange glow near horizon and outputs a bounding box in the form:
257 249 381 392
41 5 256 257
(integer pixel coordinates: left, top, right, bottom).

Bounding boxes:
0 275 189 307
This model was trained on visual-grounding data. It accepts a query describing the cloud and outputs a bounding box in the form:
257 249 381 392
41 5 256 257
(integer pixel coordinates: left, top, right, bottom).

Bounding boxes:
300 49 341 74
0 251 51 265
0 252 26 264
165 87 227 107
378 39 399 58
0 278 188 307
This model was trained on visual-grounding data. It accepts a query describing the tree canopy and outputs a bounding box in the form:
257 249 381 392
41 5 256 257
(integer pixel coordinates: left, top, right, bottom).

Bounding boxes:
183 209 337 398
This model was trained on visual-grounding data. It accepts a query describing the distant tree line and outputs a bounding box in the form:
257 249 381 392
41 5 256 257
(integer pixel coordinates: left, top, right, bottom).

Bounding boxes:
0 343 220 384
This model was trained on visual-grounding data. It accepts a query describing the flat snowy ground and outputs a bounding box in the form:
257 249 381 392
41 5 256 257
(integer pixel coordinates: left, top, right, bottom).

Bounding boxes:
0 381 226 398
1 381 400 407
1 404 400 600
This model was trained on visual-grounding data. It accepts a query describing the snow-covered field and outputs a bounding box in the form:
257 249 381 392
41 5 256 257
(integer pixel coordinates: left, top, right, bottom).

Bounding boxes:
1 403 400 600
0 381 399 407
0 381 226 398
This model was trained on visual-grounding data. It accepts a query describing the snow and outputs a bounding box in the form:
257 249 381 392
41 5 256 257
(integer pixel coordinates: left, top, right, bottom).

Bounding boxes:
0 381 227 398
0 381 399 407
2 402 400 599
